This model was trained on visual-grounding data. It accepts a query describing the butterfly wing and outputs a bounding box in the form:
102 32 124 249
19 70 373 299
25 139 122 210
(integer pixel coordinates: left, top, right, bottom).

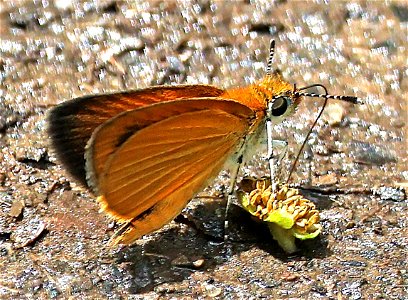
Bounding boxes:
47 85 224 185
85 99 257 244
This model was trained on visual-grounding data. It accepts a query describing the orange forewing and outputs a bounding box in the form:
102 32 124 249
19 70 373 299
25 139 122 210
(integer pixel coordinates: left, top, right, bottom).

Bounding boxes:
85 99 257 243
48 85 224 185
85 98 256 189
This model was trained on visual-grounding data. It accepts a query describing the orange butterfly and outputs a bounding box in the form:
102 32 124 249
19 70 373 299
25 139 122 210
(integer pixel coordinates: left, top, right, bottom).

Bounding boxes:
48 41 358 244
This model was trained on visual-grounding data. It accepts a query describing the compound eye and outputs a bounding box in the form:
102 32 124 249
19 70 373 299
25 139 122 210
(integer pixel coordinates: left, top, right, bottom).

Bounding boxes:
271 96 291 116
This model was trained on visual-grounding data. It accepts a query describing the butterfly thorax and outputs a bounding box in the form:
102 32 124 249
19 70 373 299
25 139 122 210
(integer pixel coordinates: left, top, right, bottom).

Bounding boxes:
221 74 297 114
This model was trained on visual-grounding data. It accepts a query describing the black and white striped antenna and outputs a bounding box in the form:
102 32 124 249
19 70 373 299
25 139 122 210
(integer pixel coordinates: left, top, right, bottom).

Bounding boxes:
266 40 275 76
294 91 362 104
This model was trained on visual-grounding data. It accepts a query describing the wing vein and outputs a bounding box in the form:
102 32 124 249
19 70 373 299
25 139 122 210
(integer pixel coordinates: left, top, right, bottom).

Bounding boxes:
110 138 235 211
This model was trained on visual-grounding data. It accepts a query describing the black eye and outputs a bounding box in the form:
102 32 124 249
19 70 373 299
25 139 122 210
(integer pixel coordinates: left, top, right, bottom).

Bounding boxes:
271 96 291 116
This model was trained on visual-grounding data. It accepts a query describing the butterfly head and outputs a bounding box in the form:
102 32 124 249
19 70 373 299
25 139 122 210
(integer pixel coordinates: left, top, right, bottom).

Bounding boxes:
255 72 302 124
255 40 302 123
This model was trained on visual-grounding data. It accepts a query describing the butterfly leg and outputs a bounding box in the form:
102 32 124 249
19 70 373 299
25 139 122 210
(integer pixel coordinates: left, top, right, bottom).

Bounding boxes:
223 138 287 242
267 137 289 182
304 142 314 187
224 153 243 243
266 116 276 191
270 139 288 180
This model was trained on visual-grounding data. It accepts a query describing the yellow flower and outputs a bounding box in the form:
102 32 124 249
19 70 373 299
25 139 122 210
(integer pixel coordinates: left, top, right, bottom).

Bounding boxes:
238 178 322 253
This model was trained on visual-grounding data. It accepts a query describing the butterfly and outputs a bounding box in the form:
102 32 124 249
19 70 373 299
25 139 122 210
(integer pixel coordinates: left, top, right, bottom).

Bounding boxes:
47 40 358 244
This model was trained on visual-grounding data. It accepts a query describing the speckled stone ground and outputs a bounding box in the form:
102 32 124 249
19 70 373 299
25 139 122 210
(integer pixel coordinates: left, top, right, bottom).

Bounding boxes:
0 1 407 299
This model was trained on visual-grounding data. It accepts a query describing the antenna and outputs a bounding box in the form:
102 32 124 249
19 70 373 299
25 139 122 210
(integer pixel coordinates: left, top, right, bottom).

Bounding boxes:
294 91 362 104
266 39 275 76
286 84 362 184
